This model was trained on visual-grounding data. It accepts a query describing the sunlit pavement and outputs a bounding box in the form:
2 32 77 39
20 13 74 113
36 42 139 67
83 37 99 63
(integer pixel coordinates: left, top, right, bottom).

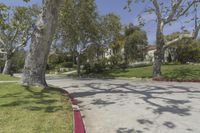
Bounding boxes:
47 77 200 133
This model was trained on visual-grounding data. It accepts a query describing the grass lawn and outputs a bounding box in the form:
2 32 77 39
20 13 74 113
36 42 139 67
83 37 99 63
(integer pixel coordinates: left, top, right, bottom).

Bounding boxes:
0 74 19 81
0 83 72 133
100 64 200 80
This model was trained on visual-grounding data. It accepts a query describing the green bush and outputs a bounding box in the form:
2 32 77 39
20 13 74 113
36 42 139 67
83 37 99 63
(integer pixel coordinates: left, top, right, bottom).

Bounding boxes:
92 63 106 73
119 63 128 71
177 48 200 63
129 62 153 68
0 60 4 72
174 39 200 64
83 63 106 73
83 63 91 74
83 57 109 74
60 62 73 68
109 54 123 65
11 50 26 73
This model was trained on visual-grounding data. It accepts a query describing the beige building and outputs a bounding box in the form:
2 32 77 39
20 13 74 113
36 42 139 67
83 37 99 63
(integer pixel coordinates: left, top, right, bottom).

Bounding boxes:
145 45 157 62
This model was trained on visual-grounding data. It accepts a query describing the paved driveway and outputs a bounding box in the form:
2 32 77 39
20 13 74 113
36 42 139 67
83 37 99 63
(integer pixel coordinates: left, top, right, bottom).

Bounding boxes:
47 77 200 133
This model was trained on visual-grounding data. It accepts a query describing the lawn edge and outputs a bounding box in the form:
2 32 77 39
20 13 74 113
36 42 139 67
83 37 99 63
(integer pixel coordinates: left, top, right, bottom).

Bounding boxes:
153 77 200 83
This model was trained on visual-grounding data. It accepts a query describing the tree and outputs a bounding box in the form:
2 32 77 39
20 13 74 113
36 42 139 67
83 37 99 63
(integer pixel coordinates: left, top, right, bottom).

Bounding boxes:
58 0 98 77
11 49 26 73
98 13 122 57
166 32 200 63
0 4 39 75
124 24 148 64
127 0 200 77
22 0 62 87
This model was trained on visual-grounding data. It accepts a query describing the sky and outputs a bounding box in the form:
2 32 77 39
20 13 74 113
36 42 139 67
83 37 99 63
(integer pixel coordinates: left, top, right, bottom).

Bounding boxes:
0 0 198 44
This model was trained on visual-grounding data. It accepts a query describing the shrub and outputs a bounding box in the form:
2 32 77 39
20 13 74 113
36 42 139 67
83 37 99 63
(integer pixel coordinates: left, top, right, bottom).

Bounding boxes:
109 54 123 65
119 63 128 71
83 63 91 74
60 62 73 68
92 63 106 73
129 61 152 68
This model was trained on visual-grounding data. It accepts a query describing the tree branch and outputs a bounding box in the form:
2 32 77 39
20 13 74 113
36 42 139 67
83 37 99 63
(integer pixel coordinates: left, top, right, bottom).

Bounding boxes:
11 25 33 53
11 35 31 53
176 0 200 18
164 0 183 24
152 0 162 21
0 49 7 54
0 37 6 46
10 28 19 45
164 0 200 24
163 1 200 49
164 25 199 49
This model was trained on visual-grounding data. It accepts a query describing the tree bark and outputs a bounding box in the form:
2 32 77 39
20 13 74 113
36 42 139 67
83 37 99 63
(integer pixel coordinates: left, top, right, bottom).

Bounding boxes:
22 0 61 88
3 56 12 75
153 49 163 77
77 53 81 77
153 22 164 77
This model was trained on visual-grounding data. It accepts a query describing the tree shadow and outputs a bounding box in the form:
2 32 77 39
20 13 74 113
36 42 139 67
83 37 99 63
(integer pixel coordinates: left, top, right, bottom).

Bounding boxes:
137 119 154 125
0 92 22 98
65 81 200 132
116 128 135 133
163 121 176 129
91 99 116 107
70 82 198 117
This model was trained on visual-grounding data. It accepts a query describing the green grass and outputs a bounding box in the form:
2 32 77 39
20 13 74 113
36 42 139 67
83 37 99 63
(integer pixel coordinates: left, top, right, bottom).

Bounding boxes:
161 64 200 80
99 64 200 80
0 74 19 81
0 83 72 133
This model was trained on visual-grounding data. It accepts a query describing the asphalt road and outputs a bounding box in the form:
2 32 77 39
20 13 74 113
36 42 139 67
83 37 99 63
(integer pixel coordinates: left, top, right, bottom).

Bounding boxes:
46 77 200 133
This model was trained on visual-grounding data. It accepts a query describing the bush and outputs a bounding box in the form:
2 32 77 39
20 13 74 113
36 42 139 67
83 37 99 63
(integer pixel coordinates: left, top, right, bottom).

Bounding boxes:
60 62 73 68
119 63 128 71
129 61 152 68
0 60 4 72
11 50 26 73
92 63 106 73
83 63 91 74
177 48 200 64
109 54 123 66
48 53 63 65
175 39 200 64
83 57 109 74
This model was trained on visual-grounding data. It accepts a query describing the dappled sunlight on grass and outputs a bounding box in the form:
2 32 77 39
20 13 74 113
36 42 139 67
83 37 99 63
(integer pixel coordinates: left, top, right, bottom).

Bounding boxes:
0 83 72 133
0 74 19 81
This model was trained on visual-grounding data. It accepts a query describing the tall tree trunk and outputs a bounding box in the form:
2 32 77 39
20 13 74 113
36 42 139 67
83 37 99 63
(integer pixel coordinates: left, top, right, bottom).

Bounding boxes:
22 0 61 87
153 48 163 77
77 53 81 77
153 22 165 77
3 56 12 75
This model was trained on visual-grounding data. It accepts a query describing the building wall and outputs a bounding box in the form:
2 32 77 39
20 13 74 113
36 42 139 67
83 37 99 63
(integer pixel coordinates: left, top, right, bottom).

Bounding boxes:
145 49 156 62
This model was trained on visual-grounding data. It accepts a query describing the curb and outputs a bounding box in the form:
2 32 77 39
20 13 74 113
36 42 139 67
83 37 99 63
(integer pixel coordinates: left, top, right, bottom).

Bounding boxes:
153 78 200 83
57 88 85 133
69 94 85 133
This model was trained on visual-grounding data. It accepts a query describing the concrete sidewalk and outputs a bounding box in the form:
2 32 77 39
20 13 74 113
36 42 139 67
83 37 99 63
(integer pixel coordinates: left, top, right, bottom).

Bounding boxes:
47 78 200 133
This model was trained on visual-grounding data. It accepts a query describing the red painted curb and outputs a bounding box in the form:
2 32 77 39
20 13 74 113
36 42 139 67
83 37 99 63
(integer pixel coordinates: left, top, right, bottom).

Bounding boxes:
73 111 85 133
57 88 85 133
69 95 85 133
